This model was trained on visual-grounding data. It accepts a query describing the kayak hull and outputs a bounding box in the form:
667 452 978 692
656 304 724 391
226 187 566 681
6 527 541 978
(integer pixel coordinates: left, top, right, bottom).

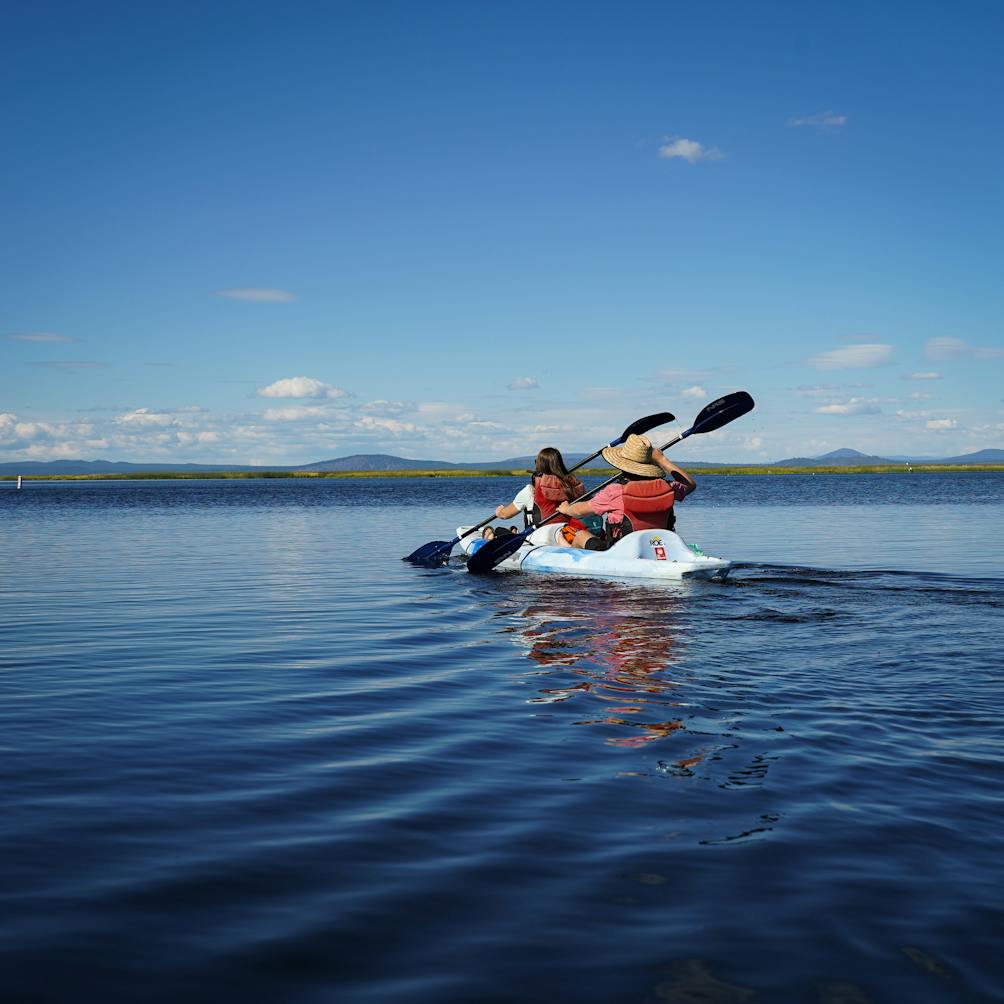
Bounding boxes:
458 527 731 581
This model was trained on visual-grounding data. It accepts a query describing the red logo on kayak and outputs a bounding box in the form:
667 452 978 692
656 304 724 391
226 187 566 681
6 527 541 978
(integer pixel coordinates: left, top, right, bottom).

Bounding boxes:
654 546 666 560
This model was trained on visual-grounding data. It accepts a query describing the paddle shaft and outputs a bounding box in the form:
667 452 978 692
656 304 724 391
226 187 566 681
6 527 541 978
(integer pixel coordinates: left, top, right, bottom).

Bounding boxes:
446 416 673 548
466 392 754 573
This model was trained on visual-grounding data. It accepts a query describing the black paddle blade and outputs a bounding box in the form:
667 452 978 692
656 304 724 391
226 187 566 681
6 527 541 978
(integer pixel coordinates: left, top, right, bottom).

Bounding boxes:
403 540 453 565
622 411 675 440
690 391 754 435
466 531 527 574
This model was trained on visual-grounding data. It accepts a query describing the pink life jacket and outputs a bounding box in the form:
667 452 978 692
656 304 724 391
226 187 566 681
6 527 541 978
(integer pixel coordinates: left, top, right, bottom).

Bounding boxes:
532 473 585 523
621 479 676 531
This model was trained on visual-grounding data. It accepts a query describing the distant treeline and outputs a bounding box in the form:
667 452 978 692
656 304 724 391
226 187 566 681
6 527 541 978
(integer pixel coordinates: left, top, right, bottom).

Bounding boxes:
3 464 1003 482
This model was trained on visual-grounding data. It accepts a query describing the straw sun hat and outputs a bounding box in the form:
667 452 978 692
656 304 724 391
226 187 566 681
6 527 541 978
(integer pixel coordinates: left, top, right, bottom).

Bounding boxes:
601 434 663 478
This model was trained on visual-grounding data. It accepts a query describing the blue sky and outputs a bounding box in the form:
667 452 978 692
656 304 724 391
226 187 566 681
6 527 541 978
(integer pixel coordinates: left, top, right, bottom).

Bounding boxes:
2 0 1002 464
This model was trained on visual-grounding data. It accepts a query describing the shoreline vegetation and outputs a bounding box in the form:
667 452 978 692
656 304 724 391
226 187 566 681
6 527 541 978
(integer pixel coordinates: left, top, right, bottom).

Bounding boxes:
3 464 1003 481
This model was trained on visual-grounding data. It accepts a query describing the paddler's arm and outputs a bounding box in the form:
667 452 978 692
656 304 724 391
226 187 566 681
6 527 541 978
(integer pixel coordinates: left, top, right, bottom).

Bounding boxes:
495 502 520 518
651 448 696 493
557 499 595 518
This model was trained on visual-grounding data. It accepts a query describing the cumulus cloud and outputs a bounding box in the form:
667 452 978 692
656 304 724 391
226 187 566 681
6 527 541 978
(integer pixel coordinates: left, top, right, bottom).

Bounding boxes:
257 376 349 400
809 343 893 369
908 371 942 380
418 401 467 417
262 406 329 422
926 418 957 430
787 111 847 128
115 408 175 427
6 332 77 343
362 400 413 415
680 385 707 400
924 337 1004 360
658 136 724 163
508 377 539 390
355 416 417 435
816 398 882 415
214 288 296 302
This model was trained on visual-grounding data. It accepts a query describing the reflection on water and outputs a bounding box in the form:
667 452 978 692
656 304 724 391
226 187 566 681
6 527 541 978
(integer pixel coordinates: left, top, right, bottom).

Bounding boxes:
495 578 703 750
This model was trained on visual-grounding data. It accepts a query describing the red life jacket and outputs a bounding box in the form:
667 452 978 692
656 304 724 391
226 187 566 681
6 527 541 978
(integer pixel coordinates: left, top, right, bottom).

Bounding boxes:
532 473 585 523
621 479 676 531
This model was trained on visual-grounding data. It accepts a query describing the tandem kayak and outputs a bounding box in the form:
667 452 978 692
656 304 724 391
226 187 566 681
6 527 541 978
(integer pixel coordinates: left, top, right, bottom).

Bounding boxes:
457 525 732 581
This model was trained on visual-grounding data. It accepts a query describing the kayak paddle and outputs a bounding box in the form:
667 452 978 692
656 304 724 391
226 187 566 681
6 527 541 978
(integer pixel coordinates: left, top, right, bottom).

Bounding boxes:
402 411 676 566
467 391 755 575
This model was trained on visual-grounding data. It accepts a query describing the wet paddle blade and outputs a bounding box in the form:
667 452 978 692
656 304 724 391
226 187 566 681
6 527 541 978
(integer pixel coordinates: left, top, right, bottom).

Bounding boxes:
403 540 453 564
466 531 527 574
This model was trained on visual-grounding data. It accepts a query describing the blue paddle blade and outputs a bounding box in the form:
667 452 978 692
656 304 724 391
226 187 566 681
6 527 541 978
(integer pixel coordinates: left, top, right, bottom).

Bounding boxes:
466 530 527 574
403 540 453 564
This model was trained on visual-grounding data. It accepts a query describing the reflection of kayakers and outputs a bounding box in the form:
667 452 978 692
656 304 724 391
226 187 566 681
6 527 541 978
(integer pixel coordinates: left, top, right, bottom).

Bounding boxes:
557 434 695 542
494 447 604 549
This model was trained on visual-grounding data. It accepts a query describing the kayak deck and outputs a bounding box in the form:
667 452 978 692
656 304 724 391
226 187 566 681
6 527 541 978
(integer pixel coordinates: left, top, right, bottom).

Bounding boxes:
458 526 731 581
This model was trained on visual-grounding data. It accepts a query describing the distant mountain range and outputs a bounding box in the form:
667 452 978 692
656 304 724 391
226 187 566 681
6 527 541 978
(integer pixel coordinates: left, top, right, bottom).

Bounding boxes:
769 447 1004 467
2 446 1003 476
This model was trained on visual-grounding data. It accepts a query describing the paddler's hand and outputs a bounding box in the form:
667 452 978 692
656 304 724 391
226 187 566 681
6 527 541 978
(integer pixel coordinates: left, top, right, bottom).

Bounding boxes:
557 501 572 516
495 505 506 518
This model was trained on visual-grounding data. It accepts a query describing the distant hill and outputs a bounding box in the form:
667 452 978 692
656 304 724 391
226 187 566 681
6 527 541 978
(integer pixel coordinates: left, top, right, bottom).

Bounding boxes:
298 454 455 471
772 448 897 467
2 447 1002 476
772 447 1004 467
937 448 1004 464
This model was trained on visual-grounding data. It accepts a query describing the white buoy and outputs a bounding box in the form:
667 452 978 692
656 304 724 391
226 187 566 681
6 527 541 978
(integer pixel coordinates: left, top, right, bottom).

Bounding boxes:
16 475 22 489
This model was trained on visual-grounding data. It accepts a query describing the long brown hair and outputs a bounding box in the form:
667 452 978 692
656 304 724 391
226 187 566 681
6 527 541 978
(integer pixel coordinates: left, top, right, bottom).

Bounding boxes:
533 447 579 492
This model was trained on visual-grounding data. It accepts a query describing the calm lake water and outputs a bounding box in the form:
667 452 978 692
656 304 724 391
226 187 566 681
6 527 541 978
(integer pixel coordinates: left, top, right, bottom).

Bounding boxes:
2 474 1003 1003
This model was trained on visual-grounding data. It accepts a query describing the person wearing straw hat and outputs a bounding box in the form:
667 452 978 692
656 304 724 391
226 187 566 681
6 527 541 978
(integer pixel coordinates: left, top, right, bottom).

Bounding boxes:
557 434 696 544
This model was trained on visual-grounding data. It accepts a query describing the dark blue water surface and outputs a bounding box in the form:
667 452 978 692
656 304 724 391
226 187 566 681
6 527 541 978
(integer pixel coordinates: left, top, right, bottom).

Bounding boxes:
2 474 1003 1003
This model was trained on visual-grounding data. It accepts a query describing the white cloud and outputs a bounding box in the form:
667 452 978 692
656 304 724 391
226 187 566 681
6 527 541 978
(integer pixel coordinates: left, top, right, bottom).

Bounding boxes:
6 332 77 343
787 111 847 128
356 416 417 435
926 418 957 430
924 337 1004 360
362 399 413 415
417 401 467 417
258 377 349 400
214 288 296 302
816 398 882 415
508 377 539 390
658 136 724 163
809 343 893 369
908 392 932 400
116 408 175 428
680 385 707 400
262 406 329 422
908 371 942 380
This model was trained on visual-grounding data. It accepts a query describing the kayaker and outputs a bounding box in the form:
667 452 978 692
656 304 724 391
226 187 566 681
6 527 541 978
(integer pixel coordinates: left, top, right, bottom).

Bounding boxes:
494 447 604 549
557 434 695 542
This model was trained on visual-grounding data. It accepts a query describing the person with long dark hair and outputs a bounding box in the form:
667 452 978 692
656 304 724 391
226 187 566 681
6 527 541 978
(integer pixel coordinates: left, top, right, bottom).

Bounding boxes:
493 447 604 549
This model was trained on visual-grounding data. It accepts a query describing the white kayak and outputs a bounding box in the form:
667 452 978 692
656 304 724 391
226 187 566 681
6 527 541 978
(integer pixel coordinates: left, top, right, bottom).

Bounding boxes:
457 525 732 581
